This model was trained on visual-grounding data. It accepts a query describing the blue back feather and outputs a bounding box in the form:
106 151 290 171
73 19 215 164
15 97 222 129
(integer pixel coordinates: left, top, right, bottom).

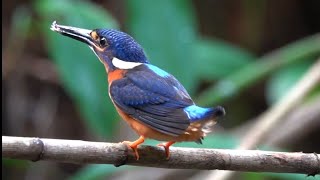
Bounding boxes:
184 105 212 122
146 64 170 77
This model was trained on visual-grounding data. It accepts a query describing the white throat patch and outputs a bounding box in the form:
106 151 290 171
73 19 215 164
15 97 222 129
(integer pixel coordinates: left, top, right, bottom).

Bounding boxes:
112 57 142 69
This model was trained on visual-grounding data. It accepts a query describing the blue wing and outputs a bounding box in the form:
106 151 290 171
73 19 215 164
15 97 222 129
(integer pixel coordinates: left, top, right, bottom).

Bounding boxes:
110 64 194 136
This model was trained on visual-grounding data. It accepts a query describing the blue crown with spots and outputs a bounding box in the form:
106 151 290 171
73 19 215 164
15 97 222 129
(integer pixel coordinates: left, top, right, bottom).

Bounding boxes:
96 29 149 63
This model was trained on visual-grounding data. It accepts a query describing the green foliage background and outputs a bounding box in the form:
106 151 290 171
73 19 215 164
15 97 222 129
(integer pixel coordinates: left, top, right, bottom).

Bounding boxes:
3 0 320 179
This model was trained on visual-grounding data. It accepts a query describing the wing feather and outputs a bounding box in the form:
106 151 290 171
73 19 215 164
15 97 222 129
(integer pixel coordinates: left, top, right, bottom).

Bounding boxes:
110 64 194 136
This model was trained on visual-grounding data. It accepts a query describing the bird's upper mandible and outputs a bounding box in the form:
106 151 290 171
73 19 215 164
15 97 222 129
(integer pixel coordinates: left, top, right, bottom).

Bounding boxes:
51 21 149 72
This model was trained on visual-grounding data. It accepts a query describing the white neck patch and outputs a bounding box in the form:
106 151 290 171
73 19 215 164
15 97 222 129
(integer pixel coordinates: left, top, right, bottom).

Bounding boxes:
112 57 142 69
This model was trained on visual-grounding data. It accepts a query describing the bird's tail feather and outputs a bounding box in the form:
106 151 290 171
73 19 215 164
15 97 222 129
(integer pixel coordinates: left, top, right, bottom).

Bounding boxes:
200 106 225 133
202 106 225 121
184 105 225 138
185 105 225 122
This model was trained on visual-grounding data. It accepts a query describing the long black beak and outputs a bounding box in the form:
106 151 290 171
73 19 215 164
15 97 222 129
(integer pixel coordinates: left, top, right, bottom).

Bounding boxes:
50 21 95 47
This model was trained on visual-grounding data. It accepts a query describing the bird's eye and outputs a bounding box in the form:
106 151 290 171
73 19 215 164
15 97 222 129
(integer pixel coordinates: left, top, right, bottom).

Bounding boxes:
99 37 107 47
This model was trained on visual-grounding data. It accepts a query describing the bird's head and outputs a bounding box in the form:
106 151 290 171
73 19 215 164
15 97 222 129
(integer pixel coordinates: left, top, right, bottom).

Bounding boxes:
51 21 149 72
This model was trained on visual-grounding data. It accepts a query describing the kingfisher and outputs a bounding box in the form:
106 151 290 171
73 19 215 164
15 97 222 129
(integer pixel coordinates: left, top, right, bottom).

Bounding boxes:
50 21 225 160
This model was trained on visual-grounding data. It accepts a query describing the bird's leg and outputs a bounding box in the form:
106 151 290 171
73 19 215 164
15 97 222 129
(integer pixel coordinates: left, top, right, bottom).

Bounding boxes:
122 136 145 160
157 141 175 159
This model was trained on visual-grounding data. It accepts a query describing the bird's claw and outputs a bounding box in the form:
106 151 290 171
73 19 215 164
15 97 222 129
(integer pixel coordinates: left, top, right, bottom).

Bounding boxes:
122 141 140 160
157 141 175 160
121 136 145 160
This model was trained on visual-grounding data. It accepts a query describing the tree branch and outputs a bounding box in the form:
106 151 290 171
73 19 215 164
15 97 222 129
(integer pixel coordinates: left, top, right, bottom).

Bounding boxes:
2 136 320 175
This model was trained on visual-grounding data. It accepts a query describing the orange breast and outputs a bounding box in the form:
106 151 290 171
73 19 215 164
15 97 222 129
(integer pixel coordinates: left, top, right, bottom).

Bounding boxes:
115 106 205 142
108 69 126 84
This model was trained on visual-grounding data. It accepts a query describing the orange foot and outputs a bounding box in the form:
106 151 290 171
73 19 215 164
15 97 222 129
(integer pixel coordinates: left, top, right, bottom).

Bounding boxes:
157 141 175 159
122 136 145 160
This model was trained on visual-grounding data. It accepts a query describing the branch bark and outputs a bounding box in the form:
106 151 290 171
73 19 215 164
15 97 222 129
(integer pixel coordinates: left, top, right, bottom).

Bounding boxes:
2 136 320 175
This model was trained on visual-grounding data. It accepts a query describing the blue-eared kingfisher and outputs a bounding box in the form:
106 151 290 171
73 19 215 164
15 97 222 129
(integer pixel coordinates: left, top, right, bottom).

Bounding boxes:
51 21 225 160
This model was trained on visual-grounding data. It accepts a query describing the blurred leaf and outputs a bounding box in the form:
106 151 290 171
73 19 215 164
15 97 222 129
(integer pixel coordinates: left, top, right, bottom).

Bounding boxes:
265 173 316 180
179 133 238 149
194 38 255 80
196 34 320 105
69 164 126 180
125 0 197 93
305 85 320 103
242 172 265 180
34 0 119 138
243 172 313 180
266 60 314 104
2 158 29 169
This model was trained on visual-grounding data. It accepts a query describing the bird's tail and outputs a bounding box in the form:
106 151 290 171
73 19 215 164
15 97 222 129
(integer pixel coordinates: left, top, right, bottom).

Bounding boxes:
200 106 225 134
184 105 225 136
